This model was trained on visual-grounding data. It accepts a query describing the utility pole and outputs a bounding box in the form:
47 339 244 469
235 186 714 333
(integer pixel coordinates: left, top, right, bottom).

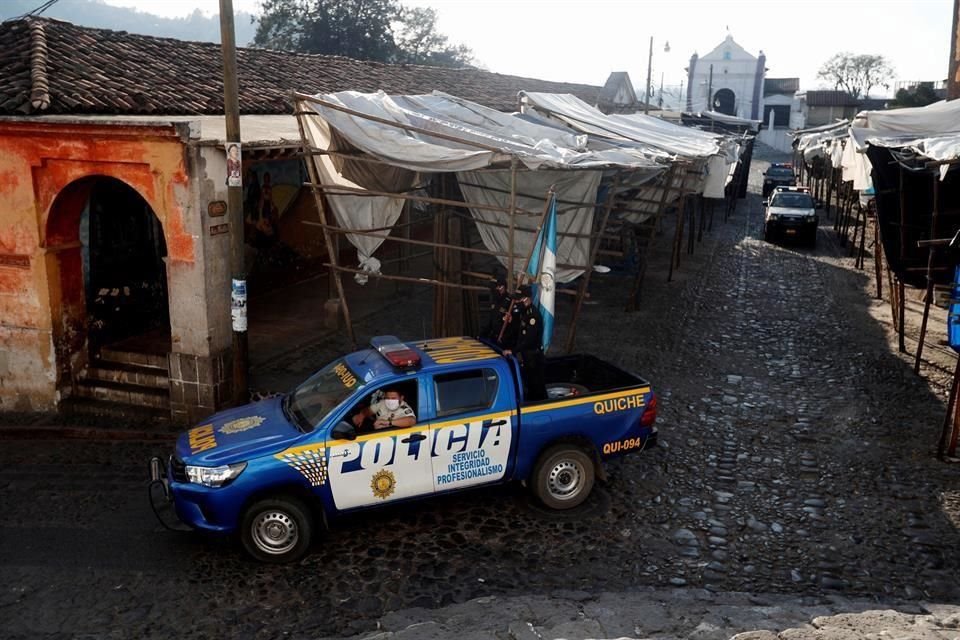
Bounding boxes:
219 0 248 404
645 36 653 114
707 64 714 112
658 72 664 109
949 0 959 99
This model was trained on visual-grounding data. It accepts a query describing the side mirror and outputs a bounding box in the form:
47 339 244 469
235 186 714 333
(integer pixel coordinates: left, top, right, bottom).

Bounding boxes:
762 199 769 206
331 421 357 441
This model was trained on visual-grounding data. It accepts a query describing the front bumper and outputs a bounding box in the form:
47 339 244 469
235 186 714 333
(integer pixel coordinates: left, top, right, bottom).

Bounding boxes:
148 456 237 534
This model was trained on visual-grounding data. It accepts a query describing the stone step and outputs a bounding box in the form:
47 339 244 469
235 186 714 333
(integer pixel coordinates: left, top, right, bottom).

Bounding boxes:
98 347 168 372
57 397 172 428
75 379 170 410
84 362 169 390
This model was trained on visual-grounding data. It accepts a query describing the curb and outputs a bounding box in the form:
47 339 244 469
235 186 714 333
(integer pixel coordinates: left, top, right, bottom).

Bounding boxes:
0 424 177 442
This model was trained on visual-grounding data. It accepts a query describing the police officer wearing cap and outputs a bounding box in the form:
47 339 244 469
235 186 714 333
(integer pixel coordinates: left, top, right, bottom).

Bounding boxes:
484 277 512 344
503 284 547 401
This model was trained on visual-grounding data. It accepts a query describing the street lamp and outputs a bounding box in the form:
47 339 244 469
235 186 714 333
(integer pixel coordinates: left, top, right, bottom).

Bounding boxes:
644 38 670 114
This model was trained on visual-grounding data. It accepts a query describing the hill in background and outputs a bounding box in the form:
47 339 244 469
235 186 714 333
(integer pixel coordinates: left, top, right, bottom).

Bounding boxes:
0 0 257 45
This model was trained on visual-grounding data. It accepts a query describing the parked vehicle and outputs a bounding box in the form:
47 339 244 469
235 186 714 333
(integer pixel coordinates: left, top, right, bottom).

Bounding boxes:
762 163 797 197
764 186 818 247
150 336 658 562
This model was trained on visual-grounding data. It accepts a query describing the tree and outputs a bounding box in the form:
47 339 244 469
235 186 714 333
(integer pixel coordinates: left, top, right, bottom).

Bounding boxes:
253 0 472 67
891 82 941 108
817 52 894 99
392 7 472 66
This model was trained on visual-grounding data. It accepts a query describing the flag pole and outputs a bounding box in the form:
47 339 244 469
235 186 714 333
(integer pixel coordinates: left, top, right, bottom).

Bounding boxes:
518 187 556 283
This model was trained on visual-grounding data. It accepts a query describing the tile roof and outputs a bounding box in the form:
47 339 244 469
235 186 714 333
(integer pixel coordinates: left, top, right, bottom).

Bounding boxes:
0 17 604 116
802 90 859 107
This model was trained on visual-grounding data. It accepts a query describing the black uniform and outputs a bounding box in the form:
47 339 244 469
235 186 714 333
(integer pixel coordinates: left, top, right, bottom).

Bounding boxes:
513 303 547 401
484 288 513 343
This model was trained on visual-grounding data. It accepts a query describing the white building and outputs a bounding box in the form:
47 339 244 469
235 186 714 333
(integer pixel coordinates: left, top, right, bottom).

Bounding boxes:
685 34 765 121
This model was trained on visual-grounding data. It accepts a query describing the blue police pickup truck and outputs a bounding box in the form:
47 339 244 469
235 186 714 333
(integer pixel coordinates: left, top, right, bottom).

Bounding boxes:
150 336 657 563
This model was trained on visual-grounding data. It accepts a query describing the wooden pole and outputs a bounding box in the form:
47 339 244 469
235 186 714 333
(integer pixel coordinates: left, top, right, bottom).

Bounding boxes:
668 193 687 281
508 160 518 290
294 106 357 345
914 174 941 374
564 174 622 353
898 279 907 354
219 0 248 404
304 182 539 217
938 358 960 459
873 207 883 299
628 164 678 310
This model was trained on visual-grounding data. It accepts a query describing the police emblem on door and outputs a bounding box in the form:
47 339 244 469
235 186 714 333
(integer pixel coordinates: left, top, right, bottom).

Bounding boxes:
370 469 396 499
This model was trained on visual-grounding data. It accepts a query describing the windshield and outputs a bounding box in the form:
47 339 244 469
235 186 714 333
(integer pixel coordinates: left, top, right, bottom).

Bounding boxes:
767 167 795 177
286 360 364 432
770 192 814 209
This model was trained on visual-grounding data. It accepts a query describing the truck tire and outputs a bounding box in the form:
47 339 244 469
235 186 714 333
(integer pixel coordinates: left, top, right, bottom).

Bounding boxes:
531 445 595 510
240 496 313 563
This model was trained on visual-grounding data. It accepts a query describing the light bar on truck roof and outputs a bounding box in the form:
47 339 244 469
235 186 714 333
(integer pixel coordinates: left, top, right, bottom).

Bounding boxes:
370 335 421 369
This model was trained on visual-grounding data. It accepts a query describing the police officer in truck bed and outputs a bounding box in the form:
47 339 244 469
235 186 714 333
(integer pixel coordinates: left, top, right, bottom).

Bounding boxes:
503 284 547 402
484 276 512 344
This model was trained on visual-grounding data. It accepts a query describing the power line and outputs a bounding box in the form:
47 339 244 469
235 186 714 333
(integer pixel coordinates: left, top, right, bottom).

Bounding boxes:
13 0 61 20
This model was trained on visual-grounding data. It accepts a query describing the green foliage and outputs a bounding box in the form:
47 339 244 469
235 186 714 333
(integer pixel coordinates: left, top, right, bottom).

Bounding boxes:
817 52 894 99
0 0 258 45
253 0 472 67
891 83 941 108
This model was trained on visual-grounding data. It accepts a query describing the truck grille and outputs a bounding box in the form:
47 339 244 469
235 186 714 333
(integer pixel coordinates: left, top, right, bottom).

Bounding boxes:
170 455 188 483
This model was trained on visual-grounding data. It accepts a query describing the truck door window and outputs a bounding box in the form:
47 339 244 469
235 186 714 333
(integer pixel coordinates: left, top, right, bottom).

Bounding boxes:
346 381 418 433
434 369 498 417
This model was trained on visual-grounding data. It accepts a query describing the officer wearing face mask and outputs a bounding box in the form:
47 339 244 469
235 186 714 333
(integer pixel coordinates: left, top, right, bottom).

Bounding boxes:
352 388 416 430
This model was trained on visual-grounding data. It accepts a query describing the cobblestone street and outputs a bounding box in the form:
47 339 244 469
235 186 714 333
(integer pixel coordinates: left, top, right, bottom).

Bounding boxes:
4 149 960 639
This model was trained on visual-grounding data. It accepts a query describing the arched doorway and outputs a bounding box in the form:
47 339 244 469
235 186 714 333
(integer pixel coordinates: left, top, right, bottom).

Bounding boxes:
84 179 169 350
46 176 170 399
712 88 736 115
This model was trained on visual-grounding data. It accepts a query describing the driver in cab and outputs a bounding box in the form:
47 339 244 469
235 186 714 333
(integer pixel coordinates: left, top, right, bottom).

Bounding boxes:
352 388 416 431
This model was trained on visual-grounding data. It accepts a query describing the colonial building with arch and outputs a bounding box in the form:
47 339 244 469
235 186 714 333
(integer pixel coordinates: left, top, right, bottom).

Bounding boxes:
0 17 612 424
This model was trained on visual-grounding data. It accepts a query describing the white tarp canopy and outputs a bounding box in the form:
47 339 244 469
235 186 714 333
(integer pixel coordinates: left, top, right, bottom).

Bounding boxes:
518 92 740 198
853 99 960 135
297 91 665 283
519 92 727 159
299 91 667 172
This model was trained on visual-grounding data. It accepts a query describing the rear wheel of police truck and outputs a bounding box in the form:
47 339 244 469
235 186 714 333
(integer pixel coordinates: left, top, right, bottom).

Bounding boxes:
240 496 313 563
531 445 595 510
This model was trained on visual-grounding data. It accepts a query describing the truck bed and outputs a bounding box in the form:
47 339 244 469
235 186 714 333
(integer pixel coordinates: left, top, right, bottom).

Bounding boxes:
540 354 647 400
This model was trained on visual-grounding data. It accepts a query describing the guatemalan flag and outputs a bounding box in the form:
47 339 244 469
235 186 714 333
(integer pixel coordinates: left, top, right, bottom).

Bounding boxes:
526 193 557 352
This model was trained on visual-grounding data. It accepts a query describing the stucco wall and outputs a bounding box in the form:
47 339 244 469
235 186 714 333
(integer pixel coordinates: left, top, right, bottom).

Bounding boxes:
0 119 200 411
689 37 763 119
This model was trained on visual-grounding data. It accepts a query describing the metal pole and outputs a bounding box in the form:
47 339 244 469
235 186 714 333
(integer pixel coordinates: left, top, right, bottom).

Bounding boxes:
948 0 959 100
645 36 653 115
707 64 713 111
219 0 248 405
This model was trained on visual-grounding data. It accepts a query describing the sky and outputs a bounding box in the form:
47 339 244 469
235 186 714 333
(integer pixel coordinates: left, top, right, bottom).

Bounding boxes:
97 0 953 99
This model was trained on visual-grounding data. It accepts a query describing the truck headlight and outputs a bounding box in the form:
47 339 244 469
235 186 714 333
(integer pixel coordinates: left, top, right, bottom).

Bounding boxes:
186 462 247 487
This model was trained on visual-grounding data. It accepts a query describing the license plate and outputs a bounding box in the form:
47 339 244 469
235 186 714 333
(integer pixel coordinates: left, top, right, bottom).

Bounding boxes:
785 229 797 235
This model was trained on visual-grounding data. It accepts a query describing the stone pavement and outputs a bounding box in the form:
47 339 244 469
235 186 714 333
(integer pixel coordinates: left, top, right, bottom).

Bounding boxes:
320 589 960 639
4 144 960 640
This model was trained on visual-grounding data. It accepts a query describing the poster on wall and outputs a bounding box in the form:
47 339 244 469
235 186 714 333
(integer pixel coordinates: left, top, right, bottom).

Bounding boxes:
226 143 243 188
243 159 305 248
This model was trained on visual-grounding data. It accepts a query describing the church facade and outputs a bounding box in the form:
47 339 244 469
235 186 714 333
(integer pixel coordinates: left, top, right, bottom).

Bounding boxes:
686 34 766 121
